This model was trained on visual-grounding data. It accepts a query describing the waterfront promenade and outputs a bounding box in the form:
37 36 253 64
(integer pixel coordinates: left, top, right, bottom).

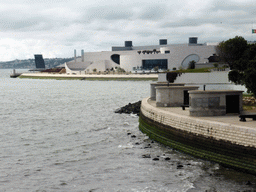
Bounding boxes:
140 97 256 174
20 72 158 79
147 98 256 129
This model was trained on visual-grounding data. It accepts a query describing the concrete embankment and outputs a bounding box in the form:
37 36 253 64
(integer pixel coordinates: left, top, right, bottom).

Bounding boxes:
19 73 158 81
139 97 256 175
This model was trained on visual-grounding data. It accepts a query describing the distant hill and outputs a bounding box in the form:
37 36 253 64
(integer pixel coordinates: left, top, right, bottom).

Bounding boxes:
0 57 74 69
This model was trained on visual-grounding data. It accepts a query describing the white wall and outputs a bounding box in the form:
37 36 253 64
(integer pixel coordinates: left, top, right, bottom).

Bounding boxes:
158 71 230 84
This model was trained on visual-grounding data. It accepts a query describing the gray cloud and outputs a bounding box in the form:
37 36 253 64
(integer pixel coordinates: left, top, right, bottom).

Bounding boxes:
0 0 256 61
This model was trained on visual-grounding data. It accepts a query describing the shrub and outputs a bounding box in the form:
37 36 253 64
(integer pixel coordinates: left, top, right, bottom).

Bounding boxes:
188 60 196 69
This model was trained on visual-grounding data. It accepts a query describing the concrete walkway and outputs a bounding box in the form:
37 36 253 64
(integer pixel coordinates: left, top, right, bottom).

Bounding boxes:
148 99 256 129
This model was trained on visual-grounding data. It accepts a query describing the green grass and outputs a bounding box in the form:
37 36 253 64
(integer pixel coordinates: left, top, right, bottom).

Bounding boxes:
175 67 212 73
19 76 157 81
243 105 256 111
243 93 254 97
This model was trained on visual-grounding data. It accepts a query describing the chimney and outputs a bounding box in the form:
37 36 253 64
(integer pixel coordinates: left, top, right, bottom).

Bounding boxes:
74 49 76 63
159 39 167 45
81 49 84 62
125 41 133 47
189 37 198 44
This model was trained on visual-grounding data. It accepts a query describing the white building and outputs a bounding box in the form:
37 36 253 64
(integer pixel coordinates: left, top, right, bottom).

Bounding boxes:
65 37 219 74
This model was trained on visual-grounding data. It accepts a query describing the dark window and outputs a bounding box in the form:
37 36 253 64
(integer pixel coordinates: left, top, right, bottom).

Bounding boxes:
226 95 240 113
184 90 189 105
165 50 170 54
111 54 120 64
142 59 168 70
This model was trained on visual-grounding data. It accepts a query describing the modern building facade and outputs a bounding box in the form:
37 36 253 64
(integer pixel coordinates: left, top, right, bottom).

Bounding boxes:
65 37 219 74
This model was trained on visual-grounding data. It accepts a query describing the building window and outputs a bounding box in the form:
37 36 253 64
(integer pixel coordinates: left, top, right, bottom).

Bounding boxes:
110 54 120 64
142 59 168 70
165 50 170 54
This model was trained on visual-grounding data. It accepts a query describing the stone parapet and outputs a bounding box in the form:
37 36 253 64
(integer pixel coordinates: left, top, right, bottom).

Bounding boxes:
139 97 256 174
141 97 256 147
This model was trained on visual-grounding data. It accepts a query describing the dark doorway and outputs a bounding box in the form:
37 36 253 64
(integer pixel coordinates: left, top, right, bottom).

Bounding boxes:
184 90 189 105
226 95 240 113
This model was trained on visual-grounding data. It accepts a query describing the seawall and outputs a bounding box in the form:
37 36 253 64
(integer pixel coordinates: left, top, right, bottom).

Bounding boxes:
139 97 256 174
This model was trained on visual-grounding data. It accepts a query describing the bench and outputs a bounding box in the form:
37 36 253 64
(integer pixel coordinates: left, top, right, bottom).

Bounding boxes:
239 114 256 122
181 104 189 110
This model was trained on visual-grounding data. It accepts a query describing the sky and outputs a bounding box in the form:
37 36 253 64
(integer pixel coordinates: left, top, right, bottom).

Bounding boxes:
1 0 256 61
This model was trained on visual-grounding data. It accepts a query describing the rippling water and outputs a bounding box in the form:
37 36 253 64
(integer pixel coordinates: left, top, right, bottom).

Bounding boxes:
1 69 256 192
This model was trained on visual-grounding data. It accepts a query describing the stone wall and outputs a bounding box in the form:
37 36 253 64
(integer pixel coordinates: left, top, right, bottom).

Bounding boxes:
139 97 256 174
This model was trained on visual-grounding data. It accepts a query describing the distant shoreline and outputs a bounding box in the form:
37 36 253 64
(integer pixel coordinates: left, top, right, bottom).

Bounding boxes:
19 73 158 81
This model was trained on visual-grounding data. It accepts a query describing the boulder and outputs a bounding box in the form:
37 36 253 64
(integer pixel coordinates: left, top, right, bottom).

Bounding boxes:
115 101 141 116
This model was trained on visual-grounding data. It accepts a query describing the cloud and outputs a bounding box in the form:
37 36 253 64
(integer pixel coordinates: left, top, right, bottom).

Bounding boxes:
0 0 256 61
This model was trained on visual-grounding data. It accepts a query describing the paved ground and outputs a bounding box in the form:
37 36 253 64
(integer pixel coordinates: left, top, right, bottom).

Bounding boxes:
148 98 256 129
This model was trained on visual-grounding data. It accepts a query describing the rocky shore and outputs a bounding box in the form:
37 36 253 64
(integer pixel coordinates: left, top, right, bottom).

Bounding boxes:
243 96 256 105
115 101 141 116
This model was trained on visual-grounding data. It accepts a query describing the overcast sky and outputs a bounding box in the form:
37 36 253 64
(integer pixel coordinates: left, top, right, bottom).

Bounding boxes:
1 0 256 61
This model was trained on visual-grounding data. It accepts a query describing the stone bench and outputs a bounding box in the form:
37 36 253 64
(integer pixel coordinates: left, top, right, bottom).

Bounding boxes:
181 104 189 110
239 114 256 122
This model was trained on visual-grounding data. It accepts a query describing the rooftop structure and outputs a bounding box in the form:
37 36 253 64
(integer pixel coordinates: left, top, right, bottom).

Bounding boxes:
34 54 45 69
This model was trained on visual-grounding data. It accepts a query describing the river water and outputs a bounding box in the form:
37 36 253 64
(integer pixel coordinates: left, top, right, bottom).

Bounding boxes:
0 69 256 192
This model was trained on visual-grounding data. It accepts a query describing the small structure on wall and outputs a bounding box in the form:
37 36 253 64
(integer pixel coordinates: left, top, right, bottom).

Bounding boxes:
189 90 243 116
150 82 185 100
155 86 199 107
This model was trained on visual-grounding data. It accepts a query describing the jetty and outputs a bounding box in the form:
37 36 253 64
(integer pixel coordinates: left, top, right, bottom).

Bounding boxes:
10 69 22 78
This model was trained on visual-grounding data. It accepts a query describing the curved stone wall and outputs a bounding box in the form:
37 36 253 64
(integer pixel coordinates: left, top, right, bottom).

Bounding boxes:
139 97 256 174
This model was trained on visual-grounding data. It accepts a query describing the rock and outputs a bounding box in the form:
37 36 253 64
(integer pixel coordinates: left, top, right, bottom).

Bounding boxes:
135 142 140 145
164 157 171 161
115 101 141 116
243 96 256 106
152 158 159 161
127 132 131 135
177 164 183 169
246 181 252 185
131 135 136 138
142 154 151 158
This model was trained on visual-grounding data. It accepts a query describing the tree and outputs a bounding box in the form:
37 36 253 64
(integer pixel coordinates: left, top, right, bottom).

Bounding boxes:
188 60 196 69
216 36 248 69
219 36 256 96
213 63 219 68
116 67 125 73
153 66 159 72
